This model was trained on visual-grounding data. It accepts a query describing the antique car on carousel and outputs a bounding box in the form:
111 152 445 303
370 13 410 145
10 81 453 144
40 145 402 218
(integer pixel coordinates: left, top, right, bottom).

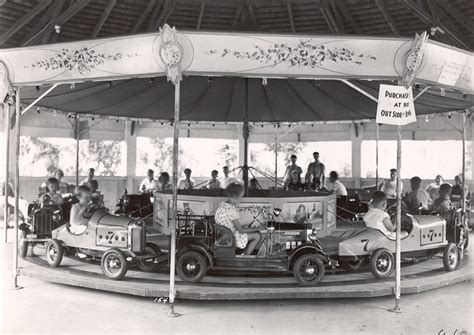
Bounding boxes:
174 209 334 287
337 207 469 278
20 195 165 280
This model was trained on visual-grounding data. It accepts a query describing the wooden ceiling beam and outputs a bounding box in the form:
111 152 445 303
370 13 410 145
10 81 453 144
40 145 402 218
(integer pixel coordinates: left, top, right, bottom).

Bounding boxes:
319 8 336 34
329 0 345 34
21 3 55 45
131 0 158 34
0 0 52 45
231 5 243 27
55 0 92 26
42 0 65 44
287 0 296 33
146 0 163 31
401 0 470 50
91 0 117 38
334 0 362 34
435 0 474 35
374 0 400 36
196 2 206 30
152 0 172 30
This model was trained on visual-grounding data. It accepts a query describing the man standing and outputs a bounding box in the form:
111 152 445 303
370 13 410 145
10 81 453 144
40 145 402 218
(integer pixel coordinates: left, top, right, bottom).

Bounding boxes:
207 170 221 190
221 166 232 189
178 168 195 190
81 168 95 186
139 169 158 194
305 152 325 190
379 168 402 198
283 154 303 187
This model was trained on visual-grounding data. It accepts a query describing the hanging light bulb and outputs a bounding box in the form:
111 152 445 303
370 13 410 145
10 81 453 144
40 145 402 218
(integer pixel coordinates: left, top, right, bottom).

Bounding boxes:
70 83 75 89
440 87 446 96
36 107 40 114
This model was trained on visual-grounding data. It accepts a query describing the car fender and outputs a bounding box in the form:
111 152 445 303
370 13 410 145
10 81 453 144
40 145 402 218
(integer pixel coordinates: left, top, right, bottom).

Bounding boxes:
177 243 213 267
338 228 390 258
288 244 329 270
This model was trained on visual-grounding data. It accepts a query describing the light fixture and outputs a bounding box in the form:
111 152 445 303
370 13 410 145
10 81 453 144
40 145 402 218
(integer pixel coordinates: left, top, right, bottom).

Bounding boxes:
35 85 40 92
425 115 429 122
52 110 56 117
149 77 155 84
208 77 213 83
463 93 467 99
440 87 446 96
262 78 268 86
36 107 40 114
54 24 61 34
107 81 113 88
70 83 75 89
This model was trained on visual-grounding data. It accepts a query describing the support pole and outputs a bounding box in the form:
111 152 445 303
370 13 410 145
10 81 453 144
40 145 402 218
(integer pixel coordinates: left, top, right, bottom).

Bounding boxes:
375 123 380 188
12 87 22 289
461 112 467 227
243 120 249 195
274 135 278 189
3 103 11 243
75 115 80 187
393 125 402 311
168 81 180 317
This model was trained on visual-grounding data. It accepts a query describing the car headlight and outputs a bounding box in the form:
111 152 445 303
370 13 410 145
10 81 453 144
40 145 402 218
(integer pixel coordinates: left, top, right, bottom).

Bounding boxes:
52 213 61 222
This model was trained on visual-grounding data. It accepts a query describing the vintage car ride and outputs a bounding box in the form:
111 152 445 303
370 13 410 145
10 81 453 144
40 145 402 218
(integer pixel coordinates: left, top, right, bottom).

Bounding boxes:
20 196 165 280
174 210 333 287
337 208 469 278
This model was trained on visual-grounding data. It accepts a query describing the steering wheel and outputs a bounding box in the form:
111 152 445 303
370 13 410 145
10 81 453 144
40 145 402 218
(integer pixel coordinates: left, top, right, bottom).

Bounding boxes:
82 202 101 219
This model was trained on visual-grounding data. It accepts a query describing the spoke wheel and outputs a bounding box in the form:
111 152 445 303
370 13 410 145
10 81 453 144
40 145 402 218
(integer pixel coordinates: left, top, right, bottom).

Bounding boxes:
369 248 394 279
45 239 63 267
293 254 325 287
101 248 128 280
176 251 207 283
137 243 163 272
443 243 459 271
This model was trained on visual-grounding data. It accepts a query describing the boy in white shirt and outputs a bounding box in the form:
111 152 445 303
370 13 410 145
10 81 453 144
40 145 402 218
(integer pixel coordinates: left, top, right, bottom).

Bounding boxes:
364 191 407 238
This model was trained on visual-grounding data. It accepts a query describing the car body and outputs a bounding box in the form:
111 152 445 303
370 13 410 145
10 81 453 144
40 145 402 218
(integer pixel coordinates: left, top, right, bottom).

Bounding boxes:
20 197 165 280
337 210 468 278
174 213 334 287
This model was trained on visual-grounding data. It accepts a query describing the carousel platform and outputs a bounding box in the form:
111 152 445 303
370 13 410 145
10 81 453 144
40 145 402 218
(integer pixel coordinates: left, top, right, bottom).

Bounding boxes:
17 240 473 301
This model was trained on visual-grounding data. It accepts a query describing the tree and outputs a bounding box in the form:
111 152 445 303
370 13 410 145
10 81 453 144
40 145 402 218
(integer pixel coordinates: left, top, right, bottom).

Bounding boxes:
139 138 184 175
20 136 60 176
80 140 123 176
217 143 237 168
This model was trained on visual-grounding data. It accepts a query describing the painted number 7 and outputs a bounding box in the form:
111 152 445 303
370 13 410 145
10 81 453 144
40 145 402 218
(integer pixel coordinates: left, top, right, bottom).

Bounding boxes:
361 239 369 252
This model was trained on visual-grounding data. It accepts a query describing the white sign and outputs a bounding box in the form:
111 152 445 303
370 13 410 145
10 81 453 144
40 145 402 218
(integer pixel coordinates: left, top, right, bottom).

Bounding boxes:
376 84 416 126
438 62 464 86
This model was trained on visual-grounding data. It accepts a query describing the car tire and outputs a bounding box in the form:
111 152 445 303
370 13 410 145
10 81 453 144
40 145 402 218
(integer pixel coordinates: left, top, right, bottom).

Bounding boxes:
293 254 325 287
137 243 162 272
176 251 207 283
45 239 63 267
369 248 394 279
101 248 129 280
20 231 28 258
443 243 459 271
341 259 364 272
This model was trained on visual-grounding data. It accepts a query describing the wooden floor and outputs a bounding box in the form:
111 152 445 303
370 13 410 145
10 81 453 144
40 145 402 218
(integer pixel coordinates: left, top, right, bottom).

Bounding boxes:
17 239 473 301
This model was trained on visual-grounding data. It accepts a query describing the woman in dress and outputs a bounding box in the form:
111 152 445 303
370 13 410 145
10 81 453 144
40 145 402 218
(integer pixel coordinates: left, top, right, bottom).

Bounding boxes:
214 183 261 255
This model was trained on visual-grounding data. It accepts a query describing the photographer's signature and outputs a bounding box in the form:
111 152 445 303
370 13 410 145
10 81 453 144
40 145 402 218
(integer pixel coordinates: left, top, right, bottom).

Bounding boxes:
437 329 469 335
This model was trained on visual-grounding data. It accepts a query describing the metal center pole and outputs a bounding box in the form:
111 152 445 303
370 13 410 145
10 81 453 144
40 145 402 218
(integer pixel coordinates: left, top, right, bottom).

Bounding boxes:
168 81 180 317
274 135 278 189
393 125 402 311
75 115 80 187
461 112 467 238
12 87 22 289
3 103 11 243
375 123 379 188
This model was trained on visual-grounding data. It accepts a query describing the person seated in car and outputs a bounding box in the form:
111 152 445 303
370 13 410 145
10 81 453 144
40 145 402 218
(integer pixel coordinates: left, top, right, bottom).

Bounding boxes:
327 171 347 196
69 185 92 234
403 176 430 213
284 170 305 191
54 169 69 195
207 170 221 190
364 191 407 238
426 174 444 202
41 177 64 206
158 172 172 191
87 180 103 206
214 183 261 255
139 169 159 194
450 174 468 206
431 183 452 212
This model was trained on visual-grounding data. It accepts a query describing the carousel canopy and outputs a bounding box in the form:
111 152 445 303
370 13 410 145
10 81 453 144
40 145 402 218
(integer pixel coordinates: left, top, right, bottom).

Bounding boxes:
21 77 473 122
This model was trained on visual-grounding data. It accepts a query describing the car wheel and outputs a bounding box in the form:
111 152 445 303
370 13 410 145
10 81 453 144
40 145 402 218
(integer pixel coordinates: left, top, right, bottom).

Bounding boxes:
20 231 28 258
45 239 63 267
341 259 364 272
176 251 207 283
369 248 394 279
443 243 459 271
101 248 129 280
293 254 325 287
137 243 162 272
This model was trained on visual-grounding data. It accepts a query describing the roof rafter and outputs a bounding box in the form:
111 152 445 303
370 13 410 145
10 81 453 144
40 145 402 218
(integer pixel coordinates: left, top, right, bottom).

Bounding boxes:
232 5 243 28
131 0 158 34
435 0 474 35
146 0 164 31
91 0 117 38
152 0 173 30
196 2 206 30
0 0 52 45
334 0 362 34
330 0 345 34
21 3 55 46
287 0 296 33
374 0 399 35
401 0 470 51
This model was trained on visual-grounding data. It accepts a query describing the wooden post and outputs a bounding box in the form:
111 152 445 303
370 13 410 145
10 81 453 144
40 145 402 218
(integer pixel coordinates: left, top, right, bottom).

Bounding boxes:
12 86 22 289
3 103 11 243
75 115 80 187
243 78 249 195
274 135 278 189
375 123 380 188
461 112 467 224
393 125 402 311
168 81 180 317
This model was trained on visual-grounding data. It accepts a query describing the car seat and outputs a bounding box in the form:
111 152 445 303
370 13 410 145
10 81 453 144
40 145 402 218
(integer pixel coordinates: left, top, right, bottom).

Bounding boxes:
214 225 235 248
